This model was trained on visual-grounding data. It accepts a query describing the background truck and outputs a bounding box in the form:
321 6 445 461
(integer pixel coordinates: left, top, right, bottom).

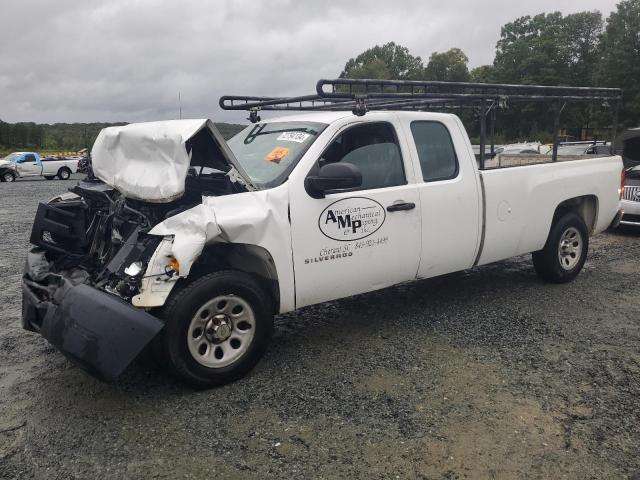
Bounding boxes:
0 151 78 182
22 79 624 388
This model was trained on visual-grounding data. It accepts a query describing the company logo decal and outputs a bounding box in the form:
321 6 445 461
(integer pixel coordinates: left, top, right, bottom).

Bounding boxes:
318 197 386 241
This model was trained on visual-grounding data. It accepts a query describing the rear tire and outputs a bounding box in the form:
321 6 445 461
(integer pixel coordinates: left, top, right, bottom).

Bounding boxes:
57 168 71 180
159 270 274 388
532 212 588 283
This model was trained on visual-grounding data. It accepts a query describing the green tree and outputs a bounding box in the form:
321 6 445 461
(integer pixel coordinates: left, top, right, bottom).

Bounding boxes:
493 12 602 86
599 0 640 126
470 65 496 83
423 48 470 81
340 42 423 79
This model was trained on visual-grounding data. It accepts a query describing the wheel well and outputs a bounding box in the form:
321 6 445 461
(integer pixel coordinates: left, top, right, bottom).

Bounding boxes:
553 195 598 232
58 166 71 173
188 243 280 312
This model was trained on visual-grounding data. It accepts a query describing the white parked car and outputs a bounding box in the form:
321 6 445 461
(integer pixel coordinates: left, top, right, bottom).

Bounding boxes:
22 112 624 387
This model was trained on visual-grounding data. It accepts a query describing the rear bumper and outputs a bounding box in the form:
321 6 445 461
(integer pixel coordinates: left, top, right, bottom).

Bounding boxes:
22 249 163 381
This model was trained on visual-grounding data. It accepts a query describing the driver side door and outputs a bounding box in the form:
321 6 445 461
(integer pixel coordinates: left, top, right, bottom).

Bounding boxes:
15 153 41 177
289 120 422 308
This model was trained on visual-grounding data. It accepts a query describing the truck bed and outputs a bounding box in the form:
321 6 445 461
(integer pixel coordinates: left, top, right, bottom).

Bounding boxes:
477 155 622 265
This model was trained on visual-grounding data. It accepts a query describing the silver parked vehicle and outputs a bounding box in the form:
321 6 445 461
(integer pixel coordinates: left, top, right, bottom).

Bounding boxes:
616 129 640 227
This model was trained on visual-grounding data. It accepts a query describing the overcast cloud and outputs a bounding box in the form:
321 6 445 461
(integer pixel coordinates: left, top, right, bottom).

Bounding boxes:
0 0 619 124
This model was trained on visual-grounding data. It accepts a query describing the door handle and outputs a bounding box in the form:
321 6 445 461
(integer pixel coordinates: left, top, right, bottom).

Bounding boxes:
386 202 415 212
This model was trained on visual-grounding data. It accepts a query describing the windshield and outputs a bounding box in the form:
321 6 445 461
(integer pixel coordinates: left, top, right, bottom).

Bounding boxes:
2 153 19 163
227 121 326 188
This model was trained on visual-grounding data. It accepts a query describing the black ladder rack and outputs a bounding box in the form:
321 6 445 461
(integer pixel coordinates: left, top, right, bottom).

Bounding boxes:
219 78 623 169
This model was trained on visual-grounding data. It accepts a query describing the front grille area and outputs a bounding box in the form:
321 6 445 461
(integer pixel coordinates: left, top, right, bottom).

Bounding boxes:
623 185 640 202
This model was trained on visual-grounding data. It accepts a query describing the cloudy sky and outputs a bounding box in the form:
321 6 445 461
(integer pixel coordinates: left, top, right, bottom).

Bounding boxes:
0 0 619 124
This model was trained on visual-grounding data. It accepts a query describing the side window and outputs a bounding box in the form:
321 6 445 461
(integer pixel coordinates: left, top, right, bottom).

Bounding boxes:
410 121 458 182
320 123 405 190
24 154 36 162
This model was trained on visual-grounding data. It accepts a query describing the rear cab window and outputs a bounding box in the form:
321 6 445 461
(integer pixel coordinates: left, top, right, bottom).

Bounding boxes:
410 121 458 182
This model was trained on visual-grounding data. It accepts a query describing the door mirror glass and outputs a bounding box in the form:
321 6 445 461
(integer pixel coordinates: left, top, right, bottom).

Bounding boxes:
305 162 362 198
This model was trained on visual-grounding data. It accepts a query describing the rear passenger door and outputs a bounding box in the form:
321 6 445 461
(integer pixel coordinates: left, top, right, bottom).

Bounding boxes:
401 118 482 278
289 120 422 308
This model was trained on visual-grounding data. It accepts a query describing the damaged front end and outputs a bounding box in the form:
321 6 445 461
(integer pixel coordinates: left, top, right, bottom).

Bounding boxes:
22 119 251 381
22 182 176 380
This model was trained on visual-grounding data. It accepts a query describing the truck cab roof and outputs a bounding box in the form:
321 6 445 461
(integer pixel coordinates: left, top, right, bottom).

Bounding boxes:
263 110 458 125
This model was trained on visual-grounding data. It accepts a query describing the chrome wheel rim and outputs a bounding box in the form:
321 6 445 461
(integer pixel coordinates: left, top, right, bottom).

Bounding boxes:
187 294 256 368
60 171 69 179
558 227 582 270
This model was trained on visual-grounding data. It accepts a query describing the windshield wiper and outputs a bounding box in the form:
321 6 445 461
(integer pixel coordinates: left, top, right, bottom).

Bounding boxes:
243 125 317 145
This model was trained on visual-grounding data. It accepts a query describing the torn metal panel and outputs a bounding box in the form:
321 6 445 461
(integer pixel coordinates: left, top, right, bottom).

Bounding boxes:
147 185 296 312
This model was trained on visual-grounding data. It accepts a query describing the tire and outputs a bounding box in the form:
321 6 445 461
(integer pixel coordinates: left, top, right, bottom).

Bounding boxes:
44 175 55 180
532 212 588 283
2 171 16 182
159 270 274 388
57 168 71 180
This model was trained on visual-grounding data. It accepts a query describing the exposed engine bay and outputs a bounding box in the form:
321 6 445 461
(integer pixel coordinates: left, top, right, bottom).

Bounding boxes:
28 120 251 303
21 120 256 380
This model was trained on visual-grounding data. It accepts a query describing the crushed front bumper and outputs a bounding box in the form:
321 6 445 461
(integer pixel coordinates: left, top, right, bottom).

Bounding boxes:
22 249 164 381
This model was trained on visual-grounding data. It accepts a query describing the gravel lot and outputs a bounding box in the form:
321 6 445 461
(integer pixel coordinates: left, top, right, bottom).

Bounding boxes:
1 176 639 479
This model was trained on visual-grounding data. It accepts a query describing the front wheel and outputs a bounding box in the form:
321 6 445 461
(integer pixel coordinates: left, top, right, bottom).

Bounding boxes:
160 270 274 388
532 212 588 283
2 172 16 182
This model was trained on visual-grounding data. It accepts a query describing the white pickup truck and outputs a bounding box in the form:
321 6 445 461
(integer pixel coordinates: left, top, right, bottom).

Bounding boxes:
22 111 624 387
0 151 78 182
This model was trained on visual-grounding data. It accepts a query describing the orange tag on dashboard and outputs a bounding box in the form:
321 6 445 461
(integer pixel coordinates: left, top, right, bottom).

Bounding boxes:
265 146 289 163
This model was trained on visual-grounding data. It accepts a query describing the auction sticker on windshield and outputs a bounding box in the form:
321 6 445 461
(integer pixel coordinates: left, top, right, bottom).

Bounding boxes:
264 146 289 163
319 197 386 241
277 132 310 143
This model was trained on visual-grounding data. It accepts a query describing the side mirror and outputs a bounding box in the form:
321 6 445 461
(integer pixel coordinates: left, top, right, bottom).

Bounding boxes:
305 162 362 199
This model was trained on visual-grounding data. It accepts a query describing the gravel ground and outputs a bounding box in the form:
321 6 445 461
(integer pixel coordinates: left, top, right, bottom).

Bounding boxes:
1 176 639 479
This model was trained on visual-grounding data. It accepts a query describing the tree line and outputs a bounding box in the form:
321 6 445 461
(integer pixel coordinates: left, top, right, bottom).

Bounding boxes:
0 121 244 155
340 0 640 141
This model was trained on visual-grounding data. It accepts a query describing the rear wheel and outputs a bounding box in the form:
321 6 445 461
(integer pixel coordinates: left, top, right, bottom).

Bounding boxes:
2 172 16 182
57 168 71 180
532 212 588 283
160 270 274 388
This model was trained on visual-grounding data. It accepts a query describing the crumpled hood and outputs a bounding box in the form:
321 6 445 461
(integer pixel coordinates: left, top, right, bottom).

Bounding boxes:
91 119 252 202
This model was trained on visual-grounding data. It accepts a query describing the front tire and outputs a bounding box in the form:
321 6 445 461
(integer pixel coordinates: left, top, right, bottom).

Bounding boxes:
160 270 274 388
532 212 588 283
2 172 16 182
